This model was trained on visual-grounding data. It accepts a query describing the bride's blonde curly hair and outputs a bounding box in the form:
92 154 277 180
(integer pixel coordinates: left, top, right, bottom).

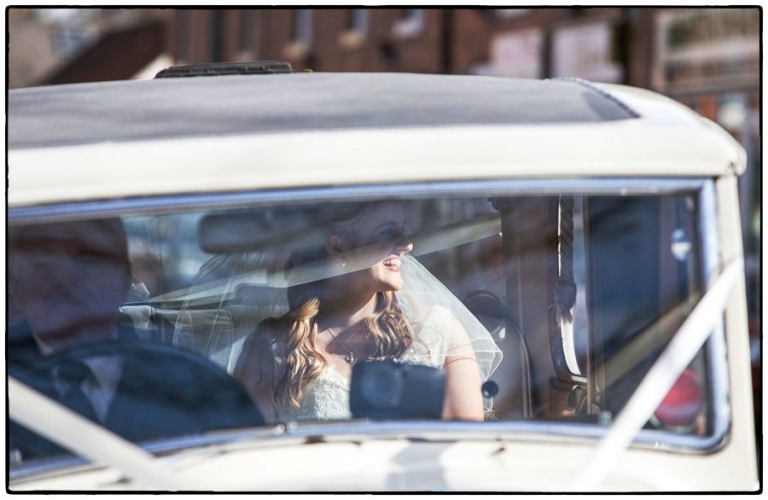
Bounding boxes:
266 202 413 408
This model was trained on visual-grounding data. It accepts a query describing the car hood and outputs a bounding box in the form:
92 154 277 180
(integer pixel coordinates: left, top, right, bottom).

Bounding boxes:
12 429 662 492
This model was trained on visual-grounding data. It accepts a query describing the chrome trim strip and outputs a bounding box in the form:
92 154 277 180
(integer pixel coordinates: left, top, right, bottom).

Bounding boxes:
277 420 729 452
278 416 730 453
9 178 705 223
698 180 732 448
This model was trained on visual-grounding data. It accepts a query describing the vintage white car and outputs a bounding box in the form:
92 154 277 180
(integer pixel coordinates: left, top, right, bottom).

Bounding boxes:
7 63 759 491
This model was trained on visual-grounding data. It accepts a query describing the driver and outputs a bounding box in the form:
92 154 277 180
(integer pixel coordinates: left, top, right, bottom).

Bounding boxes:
9 218 132 410
9 218 265 461
8 219 137 457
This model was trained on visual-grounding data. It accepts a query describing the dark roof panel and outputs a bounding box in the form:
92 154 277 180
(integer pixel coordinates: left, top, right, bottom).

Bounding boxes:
9 73 636 148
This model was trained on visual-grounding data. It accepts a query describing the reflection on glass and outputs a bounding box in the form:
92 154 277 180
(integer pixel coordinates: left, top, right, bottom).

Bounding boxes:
8 190 716 465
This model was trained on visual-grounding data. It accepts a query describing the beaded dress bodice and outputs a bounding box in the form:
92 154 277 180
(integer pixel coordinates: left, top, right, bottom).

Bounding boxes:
276 367 351 421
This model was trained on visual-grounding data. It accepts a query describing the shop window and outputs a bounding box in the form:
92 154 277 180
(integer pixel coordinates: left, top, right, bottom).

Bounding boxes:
293 9 313 45
494 9 531 19
210 11 225 62
393 9 424 39
339 9 369 49
239 10 261 57
176 11 192 62
348 9 369 34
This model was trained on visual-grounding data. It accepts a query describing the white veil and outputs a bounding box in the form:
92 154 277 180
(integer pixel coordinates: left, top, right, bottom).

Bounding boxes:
170 252 288 374
170 250 502 384
397 254 502 382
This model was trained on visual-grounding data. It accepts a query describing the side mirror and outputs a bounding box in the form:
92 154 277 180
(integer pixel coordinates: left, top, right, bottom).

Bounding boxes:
350 361 444 419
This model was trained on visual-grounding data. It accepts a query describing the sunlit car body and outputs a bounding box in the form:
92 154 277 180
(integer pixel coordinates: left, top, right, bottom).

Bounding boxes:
8 67 758 491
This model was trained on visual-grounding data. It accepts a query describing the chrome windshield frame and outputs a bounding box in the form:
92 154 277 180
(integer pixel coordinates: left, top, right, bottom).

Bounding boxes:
10 178 706 224
697 179 731 449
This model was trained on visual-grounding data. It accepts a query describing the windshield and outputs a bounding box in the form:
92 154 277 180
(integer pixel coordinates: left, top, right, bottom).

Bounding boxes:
8 186 719 465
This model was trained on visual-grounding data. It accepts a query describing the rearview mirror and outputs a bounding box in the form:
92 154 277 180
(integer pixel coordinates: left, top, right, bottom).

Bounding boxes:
198 207 327 254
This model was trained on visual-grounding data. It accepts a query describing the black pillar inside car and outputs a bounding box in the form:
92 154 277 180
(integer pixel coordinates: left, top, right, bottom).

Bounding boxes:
494 197 560 418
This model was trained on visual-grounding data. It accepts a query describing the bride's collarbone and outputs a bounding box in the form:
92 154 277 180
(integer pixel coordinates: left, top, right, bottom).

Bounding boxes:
306 330 366 378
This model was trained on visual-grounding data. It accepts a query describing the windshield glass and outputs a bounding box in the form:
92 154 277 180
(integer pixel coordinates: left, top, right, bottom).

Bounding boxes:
8 188 718 465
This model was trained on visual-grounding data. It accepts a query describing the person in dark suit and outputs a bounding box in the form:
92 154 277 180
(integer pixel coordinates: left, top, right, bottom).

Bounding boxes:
8 218 262 461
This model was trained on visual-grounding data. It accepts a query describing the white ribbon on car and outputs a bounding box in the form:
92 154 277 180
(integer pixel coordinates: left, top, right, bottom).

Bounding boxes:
8 378 204 490
568 256 743 490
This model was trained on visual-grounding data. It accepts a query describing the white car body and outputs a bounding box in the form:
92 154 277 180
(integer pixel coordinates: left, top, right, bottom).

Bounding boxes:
7 70 758 492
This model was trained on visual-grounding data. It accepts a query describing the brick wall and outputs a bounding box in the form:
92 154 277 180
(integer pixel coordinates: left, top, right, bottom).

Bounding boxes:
166 7 756 98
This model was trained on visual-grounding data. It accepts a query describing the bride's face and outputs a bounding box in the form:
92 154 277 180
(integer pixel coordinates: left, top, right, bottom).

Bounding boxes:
337 202 413 293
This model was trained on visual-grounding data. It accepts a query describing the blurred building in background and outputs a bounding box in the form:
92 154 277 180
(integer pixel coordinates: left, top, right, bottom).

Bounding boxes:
8 9 171 87
8 6 761 340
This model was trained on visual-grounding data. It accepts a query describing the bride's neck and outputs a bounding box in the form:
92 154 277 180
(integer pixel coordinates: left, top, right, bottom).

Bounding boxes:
318 288 377 329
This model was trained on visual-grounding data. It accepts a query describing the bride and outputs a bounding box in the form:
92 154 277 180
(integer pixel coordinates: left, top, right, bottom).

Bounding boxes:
233 201 502 423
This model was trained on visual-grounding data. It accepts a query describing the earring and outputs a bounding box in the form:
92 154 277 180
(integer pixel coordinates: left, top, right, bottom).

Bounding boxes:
341 260 347 267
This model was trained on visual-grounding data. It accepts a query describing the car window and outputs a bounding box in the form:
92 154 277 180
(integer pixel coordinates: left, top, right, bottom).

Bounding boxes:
8 184 721 465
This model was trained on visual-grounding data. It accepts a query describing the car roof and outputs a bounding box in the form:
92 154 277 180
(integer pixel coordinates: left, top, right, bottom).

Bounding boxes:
8 72 745 209
10 73 634 148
